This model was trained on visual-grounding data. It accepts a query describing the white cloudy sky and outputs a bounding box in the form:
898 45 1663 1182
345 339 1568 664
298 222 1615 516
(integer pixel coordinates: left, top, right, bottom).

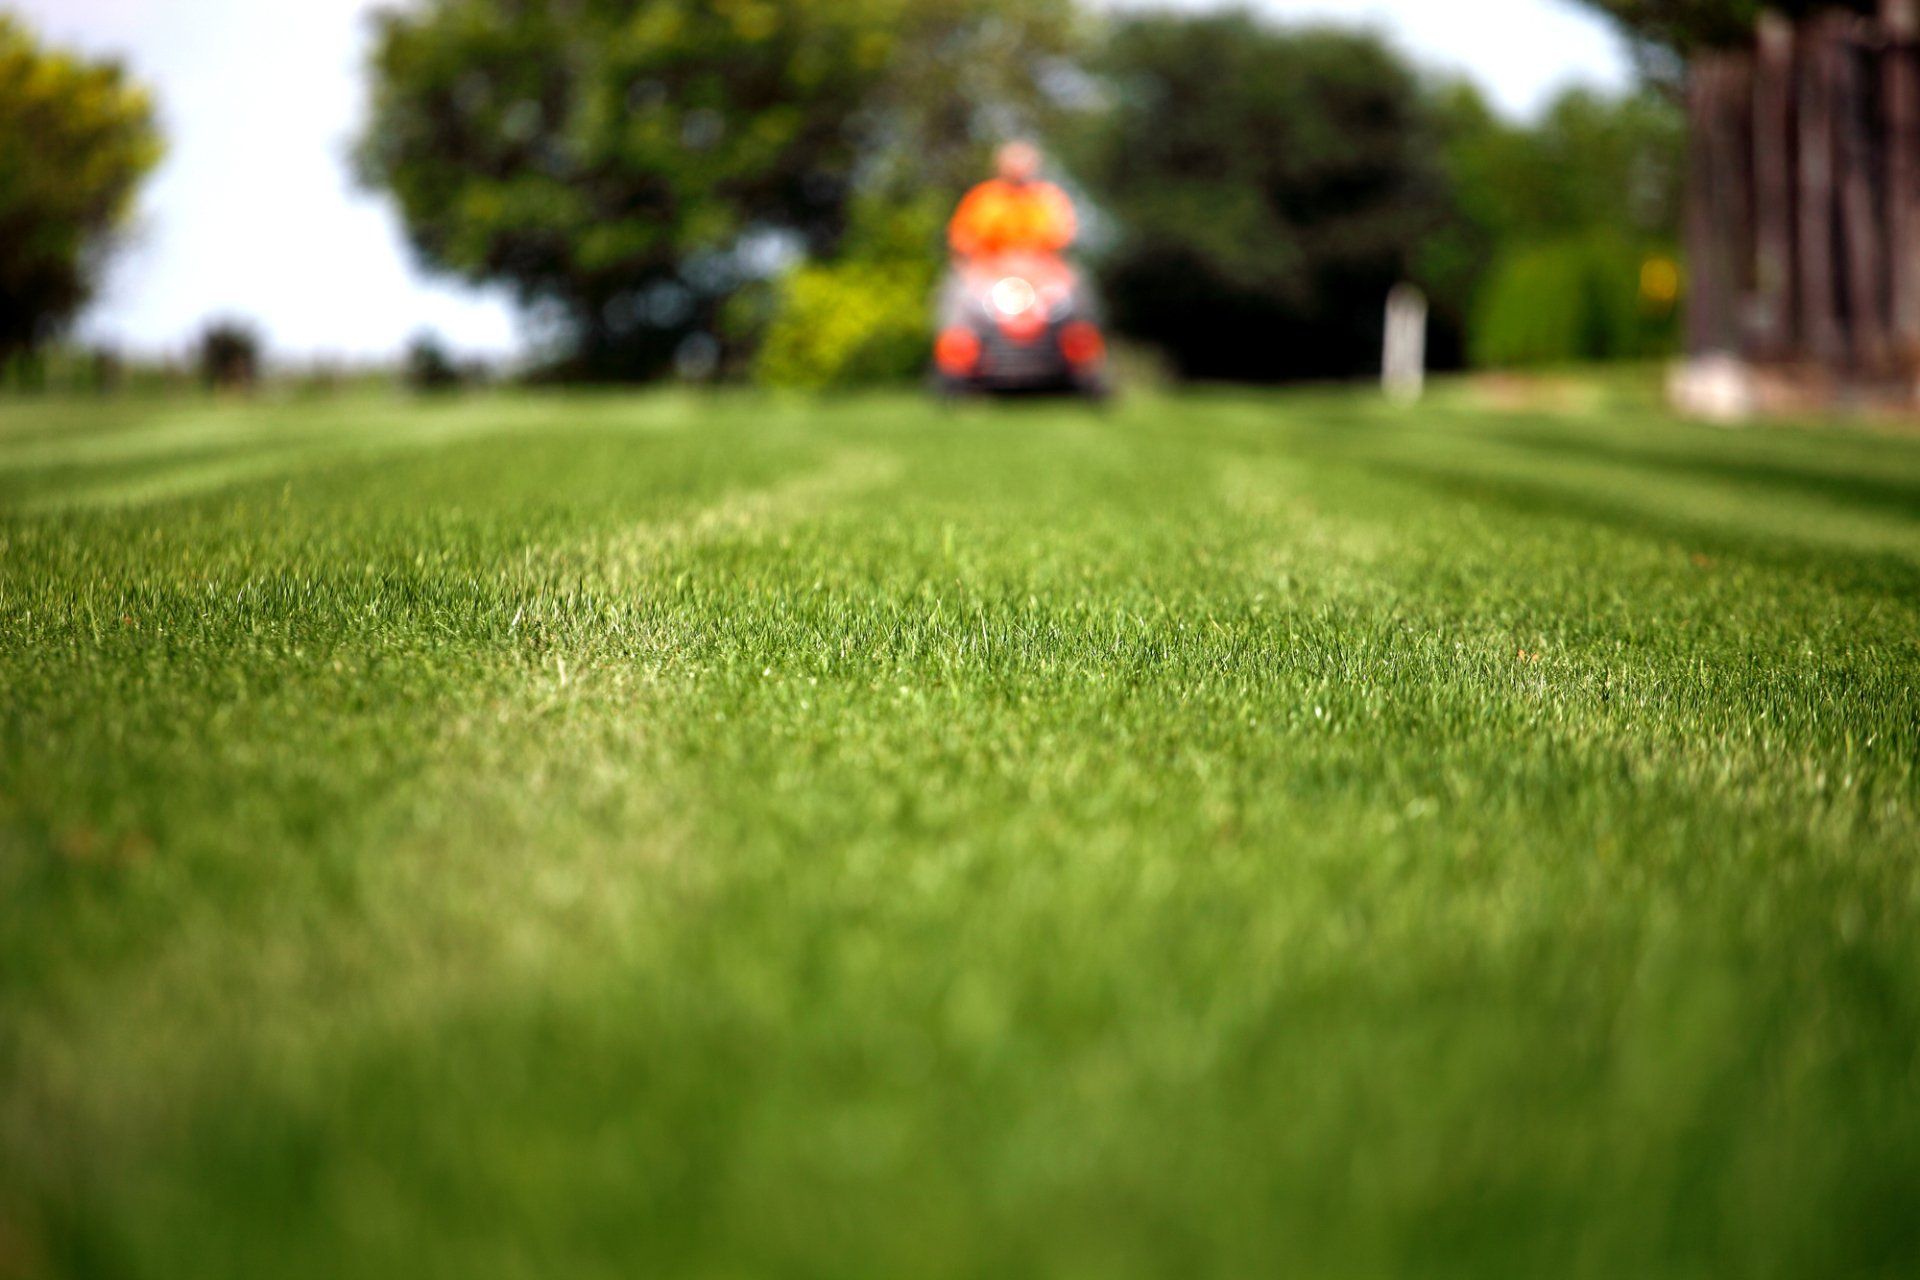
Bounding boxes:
13 0 1632 362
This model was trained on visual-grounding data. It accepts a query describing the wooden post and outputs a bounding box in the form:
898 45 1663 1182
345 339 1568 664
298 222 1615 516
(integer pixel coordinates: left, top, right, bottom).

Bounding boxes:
1753 13 1797 359
1687 55 1748 355
1885 0 1920 373
1685 60 1722 355
1718 52 1757 344
1798 17 1845 365
1834 18 1889 372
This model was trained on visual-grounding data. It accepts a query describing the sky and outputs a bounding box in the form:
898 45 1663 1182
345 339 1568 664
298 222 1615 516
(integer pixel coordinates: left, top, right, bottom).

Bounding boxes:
13 0 1634 363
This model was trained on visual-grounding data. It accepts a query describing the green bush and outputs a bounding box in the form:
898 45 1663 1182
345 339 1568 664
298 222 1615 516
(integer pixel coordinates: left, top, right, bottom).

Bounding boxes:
1471 233 1678 368
755 260 935 391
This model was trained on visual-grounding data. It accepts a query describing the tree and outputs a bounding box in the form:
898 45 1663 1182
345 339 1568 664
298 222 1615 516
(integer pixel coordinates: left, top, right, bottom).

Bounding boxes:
357 0 1080 380
1077 13 1456 382
198 319 262 391
405 329 465 392
1466 88 1684 246
0 15 162 370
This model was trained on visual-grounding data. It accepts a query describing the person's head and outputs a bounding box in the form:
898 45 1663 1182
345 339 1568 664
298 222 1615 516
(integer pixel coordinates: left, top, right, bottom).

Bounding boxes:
995 141 1042 185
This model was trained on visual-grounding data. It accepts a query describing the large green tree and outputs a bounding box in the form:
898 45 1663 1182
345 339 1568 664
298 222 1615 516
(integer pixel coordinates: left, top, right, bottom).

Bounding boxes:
358 0 1078 378
0 14 162 369
1078 12 1456 382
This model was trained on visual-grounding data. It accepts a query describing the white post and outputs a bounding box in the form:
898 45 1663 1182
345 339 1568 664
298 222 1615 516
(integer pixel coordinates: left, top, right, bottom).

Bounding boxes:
1382 284 1428 405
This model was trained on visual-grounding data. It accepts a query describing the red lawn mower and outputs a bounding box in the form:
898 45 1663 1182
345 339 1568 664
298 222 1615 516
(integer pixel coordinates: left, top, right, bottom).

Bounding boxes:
933 252 1110 400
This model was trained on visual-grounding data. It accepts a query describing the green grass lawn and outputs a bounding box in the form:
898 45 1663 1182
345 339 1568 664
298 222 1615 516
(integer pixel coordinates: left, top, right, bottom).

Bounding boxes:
3 383 1918 1278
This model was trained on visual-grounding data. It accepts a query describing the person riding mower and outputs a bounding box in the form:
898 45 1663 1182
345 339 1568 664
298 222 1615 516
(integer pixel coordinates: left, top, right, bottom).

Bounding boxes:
934 142 1110 399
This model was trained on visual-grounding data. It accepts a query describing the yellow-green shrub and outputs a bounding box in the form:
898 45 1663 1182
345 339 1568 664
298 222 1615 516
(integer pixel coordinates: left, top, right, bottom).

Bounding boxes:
1472 233 1679 368
755 260 935 391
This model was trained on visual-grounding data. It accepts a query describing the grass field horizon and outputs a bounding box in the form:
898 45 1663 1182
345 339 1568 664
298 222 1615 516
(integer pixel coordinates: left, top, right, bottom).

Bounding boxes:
3 382 1918 1277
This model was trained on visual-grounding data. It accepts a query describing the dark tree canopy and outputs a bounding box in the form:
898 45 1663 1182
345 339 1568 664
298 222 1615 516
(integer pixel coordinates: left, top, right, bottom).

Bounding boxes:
0 15 163 366
1079 13 1455 382
358 0 1077 378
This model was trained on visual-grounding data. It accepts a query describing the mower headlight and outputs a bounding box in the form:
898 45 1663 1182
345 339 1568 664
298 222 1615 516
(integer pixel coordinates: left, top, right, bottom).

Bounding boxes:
990 277 1038 317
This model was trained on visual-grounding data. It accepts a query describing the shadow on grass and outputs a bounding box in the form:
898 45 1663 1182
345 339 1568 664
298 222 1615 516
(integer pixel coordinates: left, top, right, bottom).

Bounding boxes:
1473 427 1920 522
1356 455 1920 605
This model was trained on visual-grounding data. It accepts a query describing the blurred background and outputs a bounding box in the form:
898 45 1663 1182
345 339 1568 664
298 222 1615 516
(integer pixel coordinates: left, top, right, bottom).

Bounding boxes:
4 0 1899 402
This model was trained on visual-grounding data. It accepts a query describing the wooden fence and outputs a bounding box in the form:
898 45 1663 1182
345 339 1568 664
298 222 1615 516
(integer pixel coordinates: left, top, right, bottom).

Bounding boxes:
1686 0 1920 399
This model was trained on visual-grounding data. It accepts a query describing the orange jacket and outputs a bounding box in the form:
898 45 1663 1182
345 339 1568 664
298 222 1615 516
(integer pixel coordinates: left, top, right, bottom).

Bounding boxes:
948 179 1078 258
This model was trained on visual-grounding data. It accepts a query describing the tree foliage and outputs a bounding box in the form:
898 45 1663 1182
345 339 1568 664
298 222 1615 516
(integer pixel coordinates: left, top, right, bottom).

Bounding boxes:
1442 86 1684 249
358 0 1076 379
1077 12 1456 382
857 0 1083 200
0 14 162 366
